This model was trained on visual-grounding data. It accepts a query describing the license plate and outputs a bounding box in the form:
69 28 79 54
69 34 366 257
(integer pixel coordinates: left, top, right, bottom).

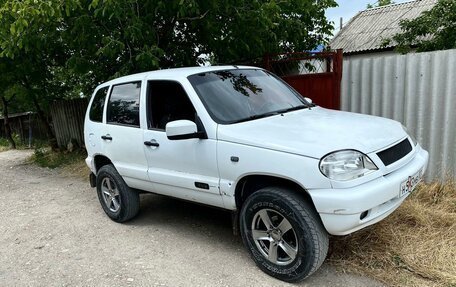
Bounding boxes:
399 168 423 197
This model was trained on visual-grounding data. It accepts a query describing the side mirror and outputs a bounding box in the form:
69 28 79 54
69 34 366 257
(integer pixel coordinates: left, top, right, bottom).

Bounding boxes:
304 97 313 104
166 120 205 140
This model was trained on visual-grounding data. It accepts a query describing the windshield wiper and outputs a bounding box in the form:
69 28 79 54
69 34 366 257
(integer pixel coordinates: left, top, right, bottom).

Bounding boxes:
232 104 312 124
232 111 280 124
275 104 310 114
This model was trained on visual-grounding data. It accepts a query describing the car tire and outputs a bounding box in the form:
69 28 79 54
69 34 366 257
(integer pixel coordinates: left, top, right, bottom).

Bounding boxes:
96 164 140 223
240 187 328 282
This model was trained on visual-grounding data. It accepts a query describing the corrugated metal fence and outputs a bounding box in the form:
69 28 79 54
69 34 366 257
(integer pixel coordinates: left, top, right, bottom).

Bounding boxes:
341 49 456 181
50 98 88 149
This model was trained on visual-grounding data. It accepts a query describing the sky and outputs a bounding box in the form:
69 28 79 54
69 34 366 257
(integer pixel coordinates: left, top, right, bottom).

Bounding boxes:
326 0 412 33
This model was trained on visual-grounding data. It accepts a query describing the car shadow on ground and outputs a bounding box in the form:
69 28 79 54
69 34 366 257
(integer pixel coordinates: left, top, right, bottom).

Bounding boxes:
128 193 242 245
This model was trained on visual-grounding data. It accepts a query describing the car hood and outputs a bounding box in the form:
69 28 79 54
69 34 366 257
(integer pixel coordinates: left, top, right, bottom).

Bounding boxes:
217 107 407 159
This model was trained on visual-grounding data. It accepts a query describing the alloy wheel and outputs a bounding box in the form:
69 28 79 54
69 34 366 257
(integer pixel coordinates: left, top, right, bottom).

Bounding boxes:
251 208 298 265
101 177 121 213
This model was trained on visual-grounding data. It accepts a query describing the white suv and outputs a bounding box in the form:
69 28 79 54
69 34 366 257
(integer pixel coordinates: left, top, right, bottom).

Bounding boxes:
84 66 428 282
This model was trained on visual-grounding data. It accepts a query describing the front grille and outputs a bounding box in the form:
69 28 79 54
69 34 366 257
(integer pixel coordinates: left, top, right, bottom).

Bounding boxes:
377 139 412 166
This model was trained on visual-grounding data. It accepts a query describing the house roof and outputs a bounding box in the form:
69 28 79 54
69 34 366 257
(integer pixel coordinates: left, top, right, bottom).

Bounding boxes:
330 0 437 54
0 111 33 120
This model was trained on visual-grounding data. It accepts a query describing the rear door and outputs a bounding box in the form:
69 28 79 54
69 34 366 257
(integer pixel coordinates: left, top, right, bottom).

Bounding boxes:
142 80 222 208
103 81 150 185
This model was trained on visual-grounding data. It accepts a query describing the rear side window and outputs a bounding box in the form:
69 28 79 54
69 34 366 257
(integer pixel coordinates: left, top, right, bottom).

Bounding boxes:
107 82 141 127
89 87 109 122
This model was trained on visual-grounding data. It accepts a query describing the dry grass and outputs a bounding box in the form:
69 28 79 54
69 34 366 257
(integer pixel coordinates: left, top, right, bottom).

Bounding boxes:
63 160 90 181
31 148 88 170
29 147 89 179
61 156 90 179
328 179 456 287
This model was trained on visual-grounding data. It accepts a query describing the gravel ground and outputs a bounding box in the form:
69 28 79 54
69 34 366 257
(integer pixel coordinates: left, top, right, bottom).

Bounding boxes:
0 150 383 287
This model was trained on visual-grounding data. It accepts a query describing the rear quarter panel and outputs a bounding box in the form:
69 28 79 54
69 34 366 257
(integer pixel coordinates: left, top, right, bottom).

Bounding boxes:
84 85 111 172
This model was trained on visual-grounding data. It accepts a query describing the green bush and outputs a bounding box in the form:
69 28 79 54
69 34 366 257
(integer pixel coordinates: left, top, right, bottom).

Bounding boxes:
0 134 49 150
0 137 9 146
0 133 21 147
32 148 87 169
0 134 28 150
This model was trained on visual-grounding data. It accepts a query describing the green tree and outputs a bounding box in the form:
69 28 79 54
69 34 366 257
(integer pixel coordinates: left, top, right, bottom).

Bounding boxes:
1 0 337 83
0 59 19 149
0 58 31 149
0 0 337 147
0 0 76 149
63 0 338 80
388 0 456 53
367 0 395 9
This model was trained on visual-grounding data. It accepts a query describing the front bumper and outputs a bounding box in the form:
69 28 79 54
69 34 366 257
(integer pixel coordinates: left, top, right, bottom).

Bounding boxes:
308 146 429 235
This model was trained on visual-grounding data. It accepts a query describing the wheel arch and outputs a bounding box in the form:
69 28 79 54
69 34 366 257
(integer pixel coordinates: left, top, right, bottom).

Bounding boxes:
93 154 113 173
234 174 317 212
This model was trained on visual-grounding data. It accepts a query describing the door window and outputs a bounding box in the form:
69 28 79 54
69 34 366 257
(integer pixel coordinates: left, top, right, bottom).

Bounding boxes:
147 81 196 130
89 86 109 123
107 82 141 127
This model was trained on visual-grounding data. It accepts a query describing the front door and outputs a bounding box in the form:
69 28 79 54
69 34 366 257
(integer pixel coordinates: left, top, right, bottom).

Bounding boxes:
143 80 222 208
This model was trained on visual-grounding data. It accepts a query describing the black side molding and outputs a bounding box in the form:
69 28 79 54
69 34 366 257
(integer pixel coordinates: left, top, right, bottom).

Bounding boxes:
194 182 210 190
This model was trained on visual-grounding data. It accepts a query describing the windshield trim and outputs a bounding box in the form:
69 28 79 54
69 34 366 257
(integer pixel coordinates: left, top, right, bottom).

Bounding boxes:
187 68 310 125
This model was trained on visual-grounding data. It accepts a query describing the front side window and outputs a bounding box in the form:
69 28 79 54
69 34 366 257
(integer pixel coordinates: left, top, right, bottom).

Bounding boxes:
107 82 141 127
188 69 309 124
89 86 109 122
147 81 196 130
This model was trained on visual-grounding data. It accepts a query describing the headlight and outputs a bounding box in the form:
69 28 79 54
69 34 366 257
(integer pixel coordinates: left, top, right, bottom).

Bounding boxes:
319 150 378 181
401 124 417 146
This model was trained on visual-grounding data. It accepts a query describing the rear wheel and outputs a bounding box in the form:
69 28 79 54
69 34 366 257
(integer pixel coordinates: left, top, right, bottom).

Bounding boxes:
240 187 328 282
96 164 140 222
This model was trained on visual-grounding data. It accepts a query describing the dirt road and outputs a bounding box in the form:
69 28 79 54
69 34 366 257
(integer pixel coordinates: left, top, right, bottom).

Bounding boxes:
0 150 382 286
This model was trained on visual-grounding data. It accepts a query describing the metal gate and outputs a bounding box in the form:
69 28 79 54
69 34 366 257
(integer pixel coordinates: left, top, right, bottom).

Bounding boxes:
264 49 343 110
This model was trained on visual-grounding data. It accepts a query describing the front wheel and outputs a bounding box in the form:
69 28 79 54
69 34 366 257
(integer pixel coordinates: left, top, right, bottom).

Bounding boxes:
240 187 328 282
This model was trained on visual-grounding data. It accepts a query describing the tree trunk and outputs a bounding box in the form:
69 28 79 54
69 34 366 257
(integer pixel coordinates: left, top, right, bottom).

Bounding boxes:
22 78 59 151
31 94 58 151
0 96 16 149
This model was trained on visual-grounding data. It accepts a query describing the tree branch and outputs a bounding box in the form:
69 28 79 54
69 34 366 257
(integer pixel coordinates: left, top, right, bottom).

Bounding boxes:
5 94 16 104
178 10 209 21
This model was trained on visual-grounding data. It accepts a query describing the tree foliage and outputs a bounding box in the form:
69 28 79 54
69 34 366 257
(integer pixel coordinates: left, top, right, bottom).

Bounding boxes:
0 0 337 146
367 0 395 9
0 0 337 94
388 0 456 53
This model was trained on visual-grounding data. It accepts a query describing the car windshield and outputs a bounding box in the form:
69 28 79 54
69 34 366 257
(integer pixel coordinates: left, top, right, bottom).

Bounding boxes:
187 69 310 124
